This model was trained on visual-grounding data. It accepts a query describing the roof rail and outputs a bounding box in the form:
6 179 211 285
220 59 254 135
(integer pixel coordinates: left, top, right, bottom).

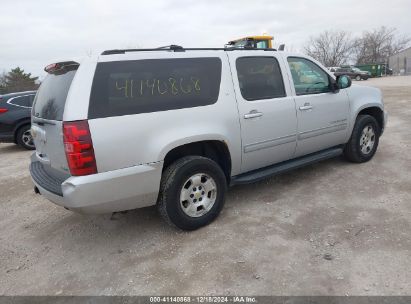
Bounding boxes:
101 46 277 55
156 45 184 51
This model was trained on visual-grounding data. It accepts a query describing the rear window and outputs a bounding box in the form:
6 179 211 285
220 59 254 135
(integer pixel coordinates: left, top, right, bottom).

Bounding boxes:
88 58 222 119
32 68 77 120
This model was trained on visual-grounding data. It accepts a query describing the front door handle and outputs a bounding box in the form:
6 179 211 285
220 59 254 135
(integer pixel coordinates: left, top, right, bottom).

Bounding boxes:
299 103 313 111
244 110 263 119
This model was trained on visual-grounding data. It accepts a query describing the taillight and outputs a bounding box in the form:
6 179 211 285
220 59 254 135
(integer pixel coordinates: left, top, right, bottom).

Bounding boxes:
63 120 97 176
0 108 8 114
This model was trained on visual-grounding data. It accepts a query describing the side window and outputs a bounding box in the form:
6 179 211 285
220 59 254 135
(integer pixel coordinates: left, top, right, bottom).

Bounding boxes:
287 57 330 95
236 57 286 101
256 41 268 49
8 95 30 107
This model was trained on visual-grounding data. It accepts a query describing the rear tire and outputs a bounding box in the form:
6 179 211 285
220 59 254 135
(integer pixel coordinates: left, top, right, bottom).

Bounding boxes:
344 115 380 163
158 156 227 230
16 125 35 150
355 75 361 81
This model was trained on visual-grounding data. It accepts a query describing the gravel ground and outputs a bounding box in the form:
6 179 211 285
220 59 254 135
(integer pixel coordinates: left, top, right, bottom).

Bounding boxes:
0 76 410 296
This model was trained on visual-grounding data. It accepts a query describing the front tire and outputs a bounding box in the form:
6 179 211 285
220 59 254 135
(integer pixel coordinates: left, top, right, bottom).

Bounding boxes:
355 75 361 81
158 156 227 230
16 125 35 150
344 115 380 163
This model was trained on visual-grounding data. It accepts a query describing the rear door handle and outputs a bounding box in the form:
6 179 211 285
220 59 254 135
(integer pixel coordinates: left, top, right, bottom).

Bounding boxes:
244 111 263 119
299 103 313 111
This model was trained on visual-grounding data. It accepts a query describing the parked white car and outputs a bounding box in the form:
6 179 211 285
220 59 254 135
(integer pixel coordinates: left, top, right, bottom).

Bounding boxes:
30 46 387 230
327 67 340 72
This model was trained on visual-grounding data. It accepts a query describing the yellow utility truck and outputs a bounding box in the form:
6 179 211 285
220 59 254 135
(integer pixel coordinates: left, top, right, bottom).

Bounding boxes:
226 35 273 49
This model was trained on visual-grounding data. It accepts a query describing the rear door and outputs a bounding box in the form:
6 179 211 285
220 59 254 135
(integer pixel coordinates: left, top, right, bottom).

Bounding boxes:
227 51 298 173
32 64 78 175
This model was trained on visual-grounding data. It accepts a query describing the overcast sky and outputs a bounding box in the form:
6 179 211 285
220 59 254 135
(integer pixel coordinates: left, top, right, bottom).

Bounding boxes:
1 0 411 78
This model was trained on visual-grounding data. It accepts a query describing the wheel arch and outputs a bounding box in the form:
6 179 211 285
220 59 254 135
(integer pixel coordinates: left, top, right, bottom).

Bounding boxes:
356 106 384 132
13 119 31 143
344 83 385 143
345 83 385 142
162 140 232 183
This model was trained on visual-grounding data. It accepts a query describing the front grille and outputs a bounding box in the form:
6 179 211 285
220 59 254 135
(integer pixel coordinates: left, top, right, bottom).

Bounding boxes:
30 162 65 196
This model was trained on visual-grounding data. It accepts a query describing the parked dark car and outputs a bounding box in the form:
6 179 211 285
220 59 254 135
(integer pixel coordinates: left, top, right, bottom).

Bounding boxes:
383 65 393 76
334 67 370 80
0 91 36 149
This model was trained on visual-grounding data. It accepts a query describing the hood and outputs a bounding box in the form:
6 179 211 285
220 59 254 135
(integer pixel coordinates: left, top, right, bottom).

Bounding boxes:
347 84 382 102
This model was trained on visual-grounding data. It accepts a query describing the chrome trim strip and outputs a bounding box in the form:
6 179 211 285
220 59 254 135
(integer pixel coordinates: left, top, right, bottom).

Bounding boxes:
244 134 296 153
6 94 35 109
298 123 347 140
32 117 56 125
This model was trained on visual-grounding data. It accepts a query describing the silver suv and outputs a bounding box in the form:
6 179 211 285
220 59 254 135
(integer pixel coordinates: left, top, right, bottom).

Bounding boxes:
30 46 387 230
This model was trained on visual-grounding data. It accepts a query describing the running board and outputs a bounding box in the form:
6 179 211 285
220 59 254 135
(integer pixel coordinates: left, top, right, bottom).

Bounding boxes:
230 147 343 186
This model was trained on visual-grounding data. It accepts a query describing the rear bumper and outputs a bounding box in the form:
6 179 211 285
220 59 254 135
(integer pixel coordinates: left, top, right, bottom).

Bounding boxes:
30 158 163 214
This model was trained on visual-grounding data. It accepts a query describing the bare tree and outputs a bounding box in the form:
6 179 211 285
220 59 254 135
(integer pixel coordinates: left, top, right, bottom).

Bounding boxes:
354 26 410 64
304 30 354 67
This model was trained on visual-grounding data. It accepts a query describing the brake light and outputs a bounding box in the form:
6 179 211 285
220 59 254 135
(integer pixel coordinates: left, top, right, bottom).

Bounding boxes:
0 108 8 114
45 63 59 73
63 120 97 176
44 61 79 74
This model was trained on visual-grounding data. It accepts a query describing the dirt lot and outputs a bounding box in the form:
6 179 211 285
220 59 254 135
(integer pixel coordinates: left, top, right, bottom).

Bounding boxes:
1 76 410 296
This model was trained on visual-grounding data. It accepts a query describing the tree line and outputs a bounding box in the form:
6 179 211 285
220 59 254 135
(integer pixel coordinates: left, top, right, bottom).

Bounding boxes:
304 26 410 67
0 67 39 95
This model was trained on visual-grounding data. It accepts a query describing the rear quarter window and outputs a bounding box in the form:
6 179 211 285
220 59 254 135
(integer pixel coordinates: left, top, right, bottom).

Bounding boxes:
88 58 222 119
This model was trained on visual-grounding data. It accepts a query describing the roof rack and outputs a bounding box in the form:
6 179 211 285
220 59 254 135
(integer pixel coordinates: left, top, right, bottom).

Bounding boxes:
156 45 184 51
101 45 277 55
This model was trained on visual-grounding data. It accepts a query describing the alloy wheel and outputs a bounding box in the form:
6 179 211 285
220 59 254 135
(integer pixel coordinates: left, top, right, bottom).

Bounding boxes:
179 173 217 218
22 130 34 148
360 125 376 155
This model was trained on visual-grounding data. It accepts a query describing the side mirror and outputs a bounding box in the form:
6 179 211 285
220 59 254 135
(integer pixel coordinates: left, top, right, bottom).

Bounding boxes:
330 77 340 93
337 75 352 89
